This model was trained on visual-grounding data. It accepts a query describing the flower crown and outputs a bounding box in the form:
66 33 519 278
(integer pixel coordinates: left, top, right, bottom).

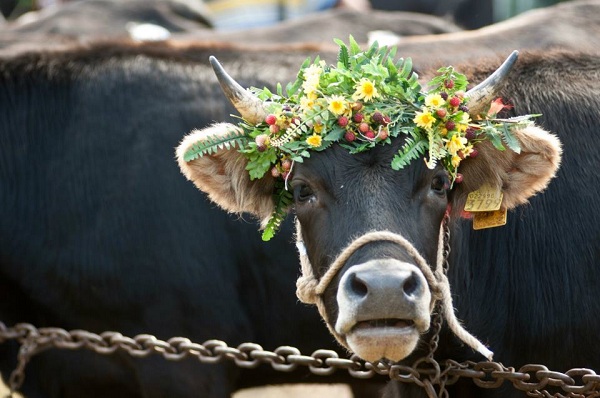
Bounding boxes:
185 37 537 240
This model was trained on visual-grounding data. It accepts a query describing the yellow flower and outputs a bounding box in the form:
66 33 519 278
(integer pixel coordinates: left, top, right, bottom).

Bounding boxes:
328 95 347 115
446 134 468 154
313 123 324 134
353 79 379 102
451 154 462 168
302 76 320 94
302 65 323 94
303 64 323 81
306 134 322 148
414 109 435 130
425 93 445 108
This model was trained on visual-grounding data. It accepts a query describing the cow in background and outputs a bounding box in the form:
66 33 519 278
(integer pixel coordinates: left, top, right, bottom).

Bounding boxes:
0 41 383 397
178 48 600 397
0 1 461 50
383 0 600 68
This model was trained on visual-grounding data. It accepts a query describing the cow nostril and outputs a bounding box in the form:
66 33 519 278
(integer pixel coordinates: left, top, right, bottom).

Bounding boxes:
402 272 419 297
349 273 368 298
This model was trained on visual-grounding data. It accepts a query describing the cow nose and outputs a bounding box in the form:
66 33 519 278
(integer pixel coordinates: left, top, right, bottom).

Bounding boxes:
335 258 432 336
345 266 422 301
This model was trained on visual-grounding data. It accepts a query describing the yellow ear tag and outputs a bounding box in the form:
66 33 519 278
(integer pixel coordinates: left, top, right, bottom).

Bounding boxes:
473 209 508 230
464 184 503 212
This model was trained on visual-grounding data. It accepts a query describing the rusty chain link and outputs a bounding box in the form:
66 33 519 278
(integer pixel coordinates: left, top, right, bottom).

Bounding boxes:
1 321 600 397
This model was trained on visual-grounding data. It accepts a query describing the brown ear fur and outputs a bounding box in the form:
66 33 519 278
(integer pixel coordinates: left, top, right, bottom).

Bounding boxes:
176 123 275 224
453 124 562 212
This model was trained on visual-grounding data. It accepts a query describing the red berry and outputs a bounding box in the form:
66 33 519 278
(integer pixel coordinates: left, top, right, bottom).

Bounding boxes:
281 159 292 171
465 127 476 140
371 112 384 124
344 131 356 142
365 130 376 139
455 173 464 184
445 120 456 131
436 109 447 118
352 102 363 112
449 97 460 107
337 116 349 127
440 92 448 100
269 124 280 134
281 171 290 180
265 114 277 125
359 122 370 133
469 148 479 158
444 79 455 89
353 113 364 123
383 115 391 125
459 105 469 113
378 128 389 140
271 167 281 178
255 134 268 147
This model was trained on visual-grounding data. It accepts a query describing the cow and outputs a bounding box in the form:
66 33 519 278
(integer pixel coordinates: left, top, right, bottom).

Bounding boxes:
0 5 461 51
0 41 386 397
386 0 600 69
176 47 600 398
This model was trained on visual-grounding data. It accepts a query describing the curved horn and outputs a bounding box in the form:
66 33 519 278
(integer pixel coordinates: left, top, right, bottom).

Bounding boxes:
465 50 519 116
209 56 267 125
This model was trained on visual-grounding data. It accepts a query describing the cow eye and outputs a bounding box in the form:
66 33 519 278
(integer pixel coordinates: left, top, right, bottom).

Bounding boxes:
294 183 316 203
431 175 450 195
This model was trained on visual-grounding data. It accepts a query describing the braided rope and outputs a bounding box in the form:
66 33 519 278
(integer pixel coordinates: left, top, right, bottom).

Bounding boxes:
294 219 493 361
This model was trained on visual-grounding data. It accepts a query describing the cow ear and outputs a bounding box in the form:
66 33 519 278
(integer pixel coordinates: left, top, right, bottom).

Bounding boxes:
452 124 562 211
176 123 276 224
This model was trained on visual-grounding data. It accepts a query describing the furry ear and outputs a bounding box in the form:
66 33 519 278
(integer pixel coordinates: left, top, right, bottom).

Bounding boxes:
176 123 275 224
453 124 562 211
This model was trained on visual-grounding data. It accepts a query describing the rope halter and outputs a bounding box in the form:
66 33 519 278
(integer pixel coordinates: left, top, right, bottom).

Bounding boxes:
294 218 493 361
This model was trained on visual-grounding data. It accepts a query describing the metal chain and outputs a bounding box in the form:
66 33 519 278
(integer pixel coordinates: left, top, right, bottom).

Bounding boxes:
1 321 600 397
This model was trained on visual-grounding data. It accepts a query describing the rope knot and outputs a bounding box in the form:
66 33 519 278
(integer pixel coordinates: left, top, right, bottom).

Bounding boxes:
296 275 319 304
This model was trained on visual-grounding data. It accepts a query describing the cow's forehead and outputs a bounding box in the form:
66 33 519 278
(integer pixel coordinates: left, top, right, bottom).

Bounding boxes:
293 140 436 188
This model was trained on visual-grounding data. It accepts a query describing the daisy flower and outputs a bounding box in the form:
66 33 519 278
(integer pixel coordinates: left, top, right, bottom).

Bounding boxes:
353 78 379 102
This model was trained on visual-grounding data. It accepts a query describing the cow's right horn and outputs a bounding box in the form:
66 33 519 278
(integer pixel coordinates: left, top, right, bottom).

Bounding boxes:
210 56 267 125
465 50 519 116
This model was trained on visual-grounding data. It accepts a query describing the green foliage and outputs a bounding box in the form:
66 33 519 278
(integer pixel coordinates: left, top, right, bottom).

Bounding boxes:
181 36 539 239
261 182 293 241
184 129 248 162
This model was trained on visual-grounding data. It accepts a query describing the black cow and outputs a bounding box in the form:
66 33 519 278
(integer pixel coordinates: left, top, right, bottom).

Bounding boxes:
0 42 382 397
177 48 600 398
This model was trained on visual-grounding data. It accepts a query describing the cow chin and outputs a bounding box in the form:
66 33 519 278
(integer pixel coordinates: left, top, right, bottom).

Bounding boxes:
346 326 421 362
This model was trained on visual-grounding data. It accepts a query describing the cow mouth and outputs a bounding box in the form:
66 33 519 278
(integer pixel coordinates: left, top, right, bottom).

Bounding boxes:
346 318 421 362
353 318 415 330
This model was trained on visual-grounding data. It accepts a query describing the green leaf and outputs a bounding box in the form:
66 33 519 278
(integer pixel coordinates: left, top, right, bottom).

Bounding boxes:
348 35 361 56
501 124 522 154
483 126 506 151
184 129 248 162
337 42 350 69
399 58 413 79
392 137 427 170
262 183 293 241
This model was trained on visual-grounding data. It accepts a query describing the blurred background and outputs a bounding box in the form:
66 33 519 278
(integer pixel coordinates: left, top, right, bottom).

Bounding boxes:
0 0 570 30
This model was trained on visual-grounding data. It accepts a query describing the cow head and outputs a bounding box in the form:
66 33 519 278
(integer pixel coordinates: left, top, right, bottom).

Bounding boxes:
177 51 561 362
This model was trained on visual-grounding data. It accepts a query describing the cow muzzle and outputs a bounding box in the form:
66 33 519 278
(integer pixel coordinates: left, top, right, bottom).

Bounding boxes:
335 259 431 362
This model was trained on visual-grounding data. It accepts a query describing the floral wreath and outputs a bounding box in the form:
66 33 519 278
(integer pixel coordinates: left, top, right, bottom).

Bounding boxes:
184 37 537 241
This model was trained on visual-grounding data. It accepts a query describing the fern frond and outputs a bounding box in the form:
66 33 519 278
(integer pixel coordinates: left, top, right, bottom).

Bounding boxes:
184 129 248 162
262 183 293 241
392 137 427 170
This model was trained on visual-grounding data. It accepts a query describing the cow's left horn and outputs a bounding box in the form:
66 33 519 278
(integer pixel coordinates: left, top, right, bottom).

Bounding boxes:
465 50 519 116
209 56 267 125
